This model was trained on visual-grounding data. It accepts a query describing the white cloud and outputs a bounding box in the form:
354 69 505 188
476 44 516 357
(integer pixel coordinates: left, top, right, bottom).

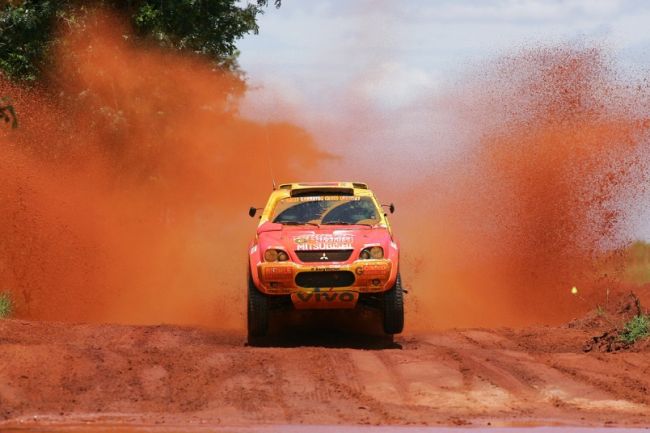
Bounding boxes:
410 0 625 22
359 62 439 110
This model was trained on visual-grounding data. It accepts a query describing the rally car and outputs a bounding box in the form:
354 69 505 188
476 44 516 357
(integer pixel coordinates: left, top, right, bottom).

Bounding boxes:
247 182 403 339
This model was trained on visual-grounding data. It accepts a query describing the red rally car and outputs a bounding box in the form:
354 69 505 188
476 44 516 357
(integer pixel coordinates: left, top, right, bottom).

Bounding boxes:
247 182 403 339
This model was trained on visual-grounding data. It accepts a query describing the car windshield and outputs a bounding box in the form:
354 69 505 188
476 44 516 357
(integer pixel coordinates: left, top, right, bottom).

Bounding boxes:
271 196 381 226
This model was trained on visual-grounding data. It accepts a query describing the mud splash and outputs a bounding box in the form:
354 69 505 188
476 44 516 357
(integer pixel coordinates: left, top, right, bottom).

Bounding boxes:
1 12 649 330
0 11 329 326
401 46 650 328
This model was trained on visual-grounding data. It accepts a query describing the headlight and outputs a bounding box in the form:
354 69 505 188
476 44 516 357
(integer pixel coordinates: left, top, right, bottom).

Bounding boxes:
264 249 289 262
360 246 384 260
370 246 384 259
264 249 278 262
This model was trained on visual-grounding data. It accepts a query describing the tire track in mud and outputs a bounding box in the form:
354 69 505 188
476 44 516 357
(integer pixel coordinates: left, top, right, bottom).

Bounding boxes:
547 354 650 407
0 320 649 428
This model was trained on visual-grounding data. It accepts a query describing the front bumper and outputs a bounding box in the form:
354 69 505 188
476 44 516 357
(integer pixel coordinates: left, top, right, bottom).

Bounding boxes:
255 259 394 296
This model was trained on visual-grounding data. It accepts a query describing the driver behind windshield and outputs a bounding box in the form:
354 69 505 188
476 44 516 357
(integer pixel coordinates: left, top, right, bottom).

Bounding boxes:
272 196 380 226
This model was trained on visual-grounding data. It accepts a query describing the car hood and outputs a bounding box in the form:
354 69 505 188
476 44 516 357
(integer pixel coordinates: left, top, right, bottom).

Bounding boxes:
256 222 391 252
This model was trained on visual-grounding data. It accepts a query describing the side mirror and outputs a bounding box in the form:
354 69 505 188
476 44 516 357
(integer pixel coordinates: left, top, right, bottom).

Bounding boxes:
249 207 257 218
382 203 395 214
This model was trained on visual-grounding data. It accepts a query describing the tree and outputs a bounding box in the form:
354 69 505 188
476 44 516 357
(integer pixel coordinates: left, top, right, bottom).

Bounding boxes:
0 0 279 83
0 1 58 82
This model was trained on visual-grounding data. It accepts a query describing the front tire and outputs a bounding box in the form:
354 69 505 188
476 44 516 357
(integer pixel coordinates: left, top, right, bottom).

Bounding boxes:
247 274 269 340
382 273 404 334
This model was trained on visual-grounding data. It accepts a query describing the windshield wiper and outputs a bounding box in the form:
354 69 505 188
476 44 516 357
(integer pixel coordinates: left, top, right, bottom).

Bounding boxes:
278 221 320 227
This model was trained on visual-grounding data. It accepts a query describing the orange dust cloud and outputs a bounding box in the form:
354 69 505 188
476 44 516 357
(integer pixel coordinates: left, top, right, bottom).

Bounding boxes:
0 11 330 327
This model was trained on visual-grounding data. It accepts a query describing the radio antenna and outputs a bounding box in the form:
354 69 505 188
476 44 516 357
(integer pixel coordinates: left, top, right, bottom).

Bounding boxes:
264 124 277 190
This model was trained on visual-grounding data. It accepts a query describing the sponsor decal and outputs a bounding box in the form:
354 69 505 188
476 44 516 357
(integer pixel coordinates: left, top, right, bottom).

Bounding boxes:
354 264 389 278
285 196 361 203
293 234 354 251
291 288 358 306
309 266 340 272
363 264 390 275
263 266 293 280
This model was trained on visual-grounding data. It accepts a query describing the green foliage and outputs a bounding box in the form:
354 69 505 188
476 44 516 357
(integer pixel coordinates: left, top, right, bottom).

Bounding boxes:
0 1 59 82
133 1 256 59
0 0 278 83
619 314 649 344
0 291 13 318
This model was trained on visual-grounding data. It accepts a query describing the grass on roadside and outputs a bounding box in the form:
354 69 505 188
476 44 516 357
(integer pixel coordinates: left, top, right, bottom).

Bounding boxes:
619 314 650 344
0 291 13 318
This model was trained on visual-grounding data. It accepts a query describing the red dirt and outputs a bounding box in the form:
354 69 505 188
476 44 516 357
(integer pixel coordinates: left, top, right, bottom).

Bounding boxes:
1 309 649 430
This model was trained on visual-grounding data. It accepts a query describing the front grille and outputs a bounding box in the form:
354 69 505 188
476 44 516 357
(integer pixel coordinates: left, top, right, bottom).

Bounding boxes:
295 249 353 263
295 271 355 288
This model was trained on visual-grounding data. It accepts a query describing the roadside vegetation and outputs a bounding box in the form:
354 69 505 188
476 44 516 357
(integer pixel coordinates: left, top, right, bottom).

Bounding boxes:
580 241 650 351
619 241 650 344
0 291 13 318
619 313 649 344
1 0 281 127
1 0 280 84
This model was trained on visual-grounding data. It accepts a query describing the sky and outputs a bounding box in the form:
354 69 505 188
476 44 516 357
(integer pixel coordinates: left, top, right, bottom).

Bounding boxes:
238 0 650 112
236 0 650 239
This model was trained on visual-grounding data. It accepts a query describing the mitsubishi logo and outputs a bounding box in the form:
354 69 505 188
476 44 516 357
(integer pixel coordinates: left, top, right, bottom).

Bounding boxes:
320 252 329 261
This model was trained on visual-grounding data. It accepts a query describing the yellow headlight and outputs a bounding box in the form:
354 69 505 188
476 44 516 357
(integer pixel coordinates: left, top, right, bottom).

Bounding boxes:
264 249 279 262
370 246 384 259
360 246 384 260
265 249 289 262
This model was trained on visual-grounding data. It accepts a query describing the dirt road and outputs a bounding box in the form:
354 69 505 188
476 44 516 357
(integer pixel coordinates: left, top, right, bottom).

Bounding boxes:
1 316 649 431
